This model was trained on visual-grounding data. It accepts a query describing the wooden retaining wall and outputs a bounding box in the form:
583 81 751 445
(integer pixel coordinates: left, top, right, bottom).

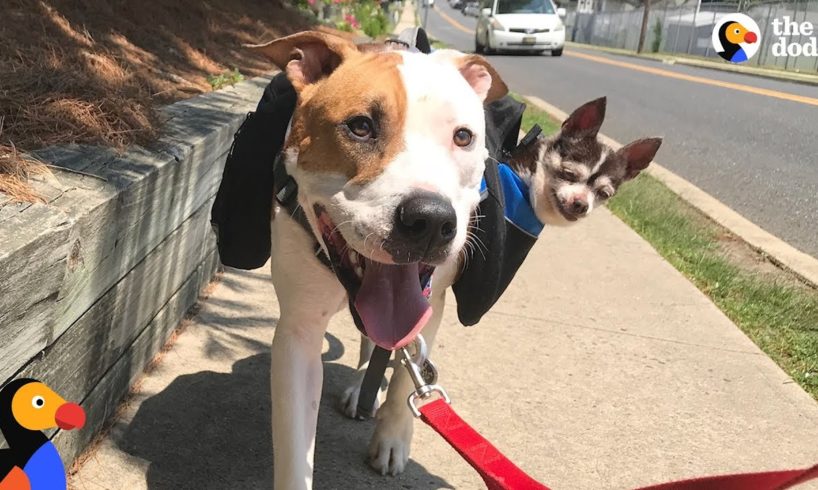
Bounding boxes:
0 76 270 462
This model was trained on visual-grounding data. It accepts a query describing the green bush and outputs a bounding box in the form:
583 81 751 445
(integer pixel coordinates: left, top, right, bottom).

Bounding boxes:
335 20 355 31
651 18 663 53
207 68 244 90
353 1 390 38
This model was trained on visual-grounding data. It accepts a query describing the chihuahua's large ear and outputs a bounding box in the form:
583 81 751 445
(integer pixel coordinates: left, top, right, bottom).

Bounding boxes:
434 50 508 103
618 137 662 180
248 31 356 91
561 97 606 138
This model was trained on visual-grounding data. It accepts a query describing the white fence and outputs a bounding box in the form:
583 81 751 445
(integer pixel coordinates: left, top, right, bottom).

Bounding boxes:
568 0 818 72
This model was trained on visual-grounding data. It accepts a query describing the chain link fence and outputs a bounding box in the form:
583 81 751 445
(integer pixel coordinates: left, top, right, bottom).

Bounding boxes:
567 0 818 72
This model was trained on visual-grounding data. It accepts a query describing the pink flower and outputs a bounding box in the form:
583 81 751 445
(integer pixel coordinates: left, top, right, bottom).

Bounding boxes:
344 13 360 28
307 0 316 5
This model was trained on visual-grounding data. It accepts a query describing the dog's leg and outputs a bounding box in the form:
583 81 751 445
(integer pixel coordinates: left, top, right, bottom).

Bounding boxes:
270 216 345 490
367 264 454 476
339 334 380 418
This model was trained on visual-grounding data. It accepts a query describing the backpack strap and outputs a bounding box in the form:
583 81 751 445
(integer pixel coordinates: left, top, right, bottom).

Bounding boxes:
272 153 332 270
211 71 332 270
390 27 433 54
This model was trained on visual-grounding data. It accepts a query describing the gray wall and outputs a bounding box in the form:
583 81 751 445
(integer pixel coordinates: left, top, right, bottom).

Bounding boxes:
0 76 270 463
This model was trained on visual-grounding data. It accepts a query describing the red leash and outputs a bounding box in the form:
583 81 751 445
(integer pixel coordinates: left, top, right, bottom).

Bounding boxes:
418 398 818 490
400 335 817 490
419 399 550 490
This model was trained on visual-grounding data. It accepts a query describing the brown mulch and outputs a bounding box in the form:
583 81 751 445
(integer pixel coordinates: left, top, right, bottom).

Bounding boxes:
0 0 314 202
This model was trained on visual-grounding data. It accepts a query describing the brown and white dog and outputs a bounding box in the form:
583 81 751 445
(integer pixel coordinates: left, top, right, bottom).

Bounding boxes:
253 30 507 488
252 30 661 489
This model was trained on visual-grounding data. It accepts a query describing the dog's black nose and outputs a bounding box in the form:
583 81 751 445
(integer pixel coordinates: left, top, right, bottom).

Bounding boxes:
389 192 457 262
397 193 457 245
570 198 588 215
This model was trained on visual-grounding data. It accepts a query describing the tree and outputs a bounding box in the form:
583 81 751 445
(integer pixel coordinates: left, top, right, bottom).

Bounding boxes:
637 0 651 53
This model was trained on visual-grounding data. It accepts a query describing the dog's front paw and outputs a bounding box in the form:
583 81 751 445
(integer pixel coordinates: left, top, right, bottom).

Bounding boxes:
338 378 380 419
368 408 414 476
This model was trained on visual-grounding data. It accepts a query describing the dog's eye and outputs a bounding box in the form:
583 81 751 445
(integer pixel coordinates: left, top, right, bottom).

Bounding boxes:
453 128 473 147
346 117 375 140
596 187 613 200
561 168 578 182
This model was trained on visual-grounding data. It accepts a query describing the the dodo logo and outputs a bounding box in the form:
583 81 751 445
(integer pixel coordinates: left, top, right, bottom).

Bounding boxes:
0 378 86 490
712 13 761 63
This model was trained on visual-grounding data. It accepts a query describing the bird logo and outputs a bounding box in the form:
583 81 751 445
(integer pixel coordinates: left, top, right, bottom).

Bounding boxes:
712 14 761 63
0 379 86 490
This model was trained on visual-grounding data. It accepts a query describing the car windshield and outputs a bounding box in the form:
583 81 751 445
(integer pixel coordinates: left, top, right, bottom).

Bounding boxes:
496 0 554 14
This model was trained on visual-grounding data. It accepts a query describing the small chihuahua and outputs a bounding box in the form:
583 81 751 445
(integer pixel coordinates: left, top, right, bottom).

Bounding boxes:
510 96 662 226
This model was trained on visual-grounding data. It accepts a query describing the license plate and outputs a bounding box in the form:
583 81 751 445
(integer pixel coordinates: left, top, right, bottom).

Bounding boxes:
522 36 536 44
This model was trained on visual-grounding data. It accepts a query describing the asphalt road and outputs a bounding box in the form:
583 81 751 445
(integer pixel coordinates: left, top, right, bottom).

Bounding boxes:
422 2 818 258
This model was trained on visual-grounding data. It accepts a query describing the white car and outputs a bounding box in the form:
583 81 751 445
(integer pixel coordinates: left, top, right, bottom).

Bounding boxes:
475 0 566 55
462 1 480 16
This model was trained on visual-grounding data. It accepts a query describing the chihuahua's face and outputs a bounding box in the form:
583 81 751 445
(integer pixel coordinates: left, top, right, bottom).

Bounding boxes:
511 97 662 226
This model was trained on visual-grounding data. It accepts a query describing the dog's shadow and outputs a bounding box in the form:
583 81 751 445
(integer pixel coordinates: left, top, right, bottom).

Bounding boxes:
115 332 453 489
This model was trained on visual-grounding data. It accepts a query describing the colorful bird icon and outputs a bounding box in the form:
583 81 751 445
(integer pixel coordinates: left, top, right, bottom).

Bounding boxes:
717 21 758 63
0 379 86 490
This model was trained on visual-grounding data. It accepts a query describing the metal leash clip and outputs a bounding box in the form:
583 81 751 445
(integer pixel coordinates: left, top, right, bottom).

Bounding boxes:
400 334 450 417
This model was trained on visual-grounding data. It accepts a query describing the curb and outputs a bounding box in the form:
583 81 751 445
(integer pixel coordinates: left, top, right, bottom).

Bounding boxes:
523 94 818 290
565 42 818 88
394 0 417 34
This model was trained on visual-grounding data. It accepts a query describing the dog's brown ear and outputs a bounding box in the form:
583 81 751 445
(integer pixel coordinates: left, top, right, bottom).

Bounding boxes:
248 31 357 91
562 97 606 138
433 50 508 103
617 137 662 180
456 54 508 103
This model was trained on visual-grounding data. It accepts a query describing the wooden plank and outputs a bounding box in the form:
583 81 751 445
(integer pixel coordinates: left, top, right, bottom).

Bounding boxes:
0 203 72 383
0 75 263 378
0 75 267 449
0 243 218 451
49 144 229 343
33 145 121 173
10 202 216 407
52 249 219 462
157 75 270 165
0 75 266 380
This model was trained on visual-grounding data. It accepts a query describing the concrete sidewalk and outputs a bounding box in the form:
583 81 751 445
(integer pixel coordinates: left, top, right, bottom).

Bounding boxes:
69 207 818 490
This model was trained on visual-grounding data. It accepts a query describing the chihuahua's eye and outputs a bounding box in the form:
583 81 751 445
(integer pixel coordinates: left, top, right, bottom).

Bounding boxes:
561 168 578 182
346 116 375 140
453 128 473 147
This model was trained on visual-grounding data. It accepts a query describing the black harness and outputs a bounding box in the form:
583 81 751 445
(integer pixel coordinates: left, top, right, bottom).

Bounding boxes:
210 28 544 418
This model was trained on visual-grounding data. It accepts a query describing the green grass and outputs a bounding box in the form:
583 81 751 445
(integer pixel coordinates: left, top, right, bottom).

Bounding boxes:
514 95 818 400
207 68 244 90
510 92 561 136
608 175 818 398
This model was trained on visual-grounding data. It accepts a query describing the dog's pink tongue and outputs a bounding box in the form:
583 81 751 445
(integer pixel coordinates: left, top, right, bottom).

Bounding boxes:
354 261 433 350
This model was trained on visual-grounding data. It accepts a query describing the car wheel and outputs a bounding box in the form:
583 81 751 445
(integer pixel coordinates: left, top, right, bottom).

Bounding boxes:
552 47 564 57
484 34 495 54
475 34 484 54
